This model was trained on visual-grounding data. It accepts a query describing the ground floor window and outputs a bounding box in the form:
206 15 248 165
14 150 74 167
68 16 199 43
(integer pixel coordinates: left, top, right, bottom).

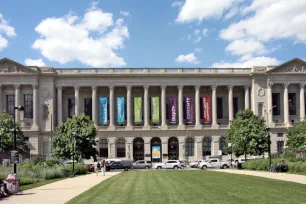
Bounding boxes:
277 141 284 154
186 138 194 156
203 137 211 156
116 139 126 157
7 95 15 116
99 139 108 157
219 137 227 155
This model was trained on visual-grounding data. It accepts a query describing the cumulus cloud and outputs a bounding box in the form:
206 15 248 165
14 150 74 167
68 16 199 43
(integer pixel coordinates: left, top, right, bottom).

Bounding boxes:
120 11 130 16
24 58 46 66
212 56 281 68
225 39 268 56
202 28 208 36
172 1 183 7
175 52 201 64
32 4 129 67
0 13 16 51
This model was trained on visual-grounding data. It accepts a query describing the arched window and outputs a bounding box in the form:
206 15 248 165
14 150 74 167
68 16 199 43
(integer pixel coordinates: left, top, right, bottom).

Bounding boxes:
99 139 108 158
117 139 126 157
219 137 227 155
203 137 211 156
186 138 194 156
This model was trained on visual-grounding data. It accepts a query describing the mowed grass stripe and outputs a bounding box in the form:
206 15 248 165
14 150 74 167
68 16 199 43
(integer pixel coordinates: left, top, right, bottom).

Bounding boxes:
68 170 306 204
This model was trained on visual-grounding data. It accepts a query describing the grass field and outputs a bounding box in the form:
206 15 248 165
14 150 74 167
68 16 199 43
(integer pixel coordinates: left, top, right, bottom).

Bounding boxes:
68 170 306 204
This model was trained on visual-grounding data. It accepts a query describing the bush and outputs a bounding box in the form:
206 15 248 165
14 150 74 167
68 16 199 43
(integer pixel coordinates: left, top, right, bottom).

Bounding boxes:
20 177 41 185
65 164 88 175
45 159 60 167
31 155 46 165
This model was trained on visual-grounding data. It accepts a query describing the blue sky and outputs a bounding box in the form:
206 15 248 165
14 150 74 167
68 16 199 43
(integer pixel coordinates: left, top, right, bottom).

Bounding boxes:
0 0 306 68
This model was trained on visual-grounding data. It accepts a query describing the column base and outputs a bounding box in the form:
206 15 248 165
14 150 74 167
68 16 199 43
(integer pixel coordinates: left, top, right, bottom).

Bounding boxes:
125 125 133 131
108 125 116 131
143 125 151 130
195 124 202 130
211 123 219 129
268 122 275 128
178 124 186 130
161 124 168 130
30 124 40 131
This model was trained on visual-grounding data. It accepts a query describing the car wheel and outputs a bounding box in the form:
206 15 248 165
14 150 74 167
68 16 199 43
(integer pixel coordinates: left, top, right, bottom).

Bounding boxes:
157 166 162 170
173 166 178 170
145 166 149 170
201 165 207 170
222 165 228 169
124 167 128 171
181 166 184 169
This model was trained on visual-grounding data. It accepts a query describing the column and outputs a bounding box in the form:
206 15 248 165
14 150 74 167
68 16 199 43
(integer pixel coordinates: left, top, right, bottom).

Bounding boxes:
267 80 274 126
161 137 168 161
228 85 234 122
15 84 21 123
178 136 186 160
212 136 220 156
57 86 63 125
300 83 305 121
178 85 185 129
251 79 256 112
74 86 80 115
125 137 133 160
92 86 97 126
284 83 290 126
212 85 218 128
126 86 132 130
109 86 115 129
161 85 167 129
108 137 116 158
144 137 151 161
244 85 250 110
195 85 201 129
195 136 203 160
32 84 39 130
0 85 2 111
143 85 150 129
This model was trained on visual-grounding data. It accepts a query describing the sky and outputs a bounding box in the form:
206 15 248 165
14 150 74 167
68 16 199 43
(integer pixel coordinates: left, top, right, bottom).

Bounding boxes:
0 0 306 68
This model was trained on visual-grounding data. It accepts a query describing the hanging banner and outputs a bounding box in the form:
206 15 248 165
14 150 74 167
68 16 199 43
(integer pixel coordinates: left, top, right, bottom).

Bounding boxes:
167 97 177 124
99 97 108 125
184 96 194 124
134 97 142 123
151 97 160 123
116 97 125 123
202 96 211 123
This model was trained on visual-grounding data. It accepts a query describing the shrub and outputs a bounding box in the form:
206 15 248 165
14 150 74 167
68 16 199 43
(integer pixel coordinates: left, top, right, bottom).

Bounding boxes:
45 159 60 167
31 155 46 165
20 177 41 185
65 164 88 175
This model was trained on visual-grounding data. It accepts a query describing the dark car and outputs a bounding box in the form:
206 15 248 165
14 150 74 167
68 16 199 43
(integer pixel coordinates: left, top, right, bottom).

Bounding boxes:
106 160 132 171
87 164 95 172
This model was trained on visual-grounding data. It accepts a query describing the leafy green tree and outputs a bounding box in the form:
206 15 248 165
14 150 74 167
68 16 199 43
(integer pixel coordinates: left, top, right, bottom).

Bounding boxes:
0 112 25 152
226 109 268 160
52 114 97 161
287 121 306 150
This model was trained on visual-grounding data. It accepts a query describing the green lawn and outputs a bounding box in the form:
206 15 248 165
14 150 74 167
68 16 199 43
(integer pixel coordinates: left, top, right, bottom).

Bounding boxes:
68 170 306 204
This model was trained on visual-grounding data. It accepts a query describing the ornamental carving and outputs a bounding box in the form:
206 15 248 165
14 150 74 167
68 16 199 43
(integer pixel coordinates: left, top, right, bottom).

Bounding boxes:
272 61 306 73
257 88 265 97
0 59 36 73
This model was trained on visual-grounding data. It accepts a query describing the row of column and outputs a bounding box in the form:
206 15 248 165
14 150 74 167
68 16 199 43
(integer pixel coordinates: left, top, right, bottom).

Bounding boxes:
57 85 250 128
0 84 39 130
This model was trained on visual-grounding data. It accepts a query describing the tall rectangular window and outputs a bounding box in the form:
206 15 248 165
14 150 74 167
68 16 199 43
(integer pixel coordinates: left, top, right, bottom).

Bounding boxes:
233 97 239 117
24 94 33 119
272 93 280 115
7 95 15 116
68 98 75 118
258 103 263 116
288 93 296 115
277 141 284 154
217 97 223 119
84 98 92 119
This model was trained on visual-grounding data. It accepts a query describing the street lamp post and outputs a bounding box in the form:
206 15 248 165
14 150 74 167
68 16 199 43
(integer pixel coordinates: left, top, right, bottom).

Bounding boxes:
265 110 272 169
228 143 232 168
13 106 24 174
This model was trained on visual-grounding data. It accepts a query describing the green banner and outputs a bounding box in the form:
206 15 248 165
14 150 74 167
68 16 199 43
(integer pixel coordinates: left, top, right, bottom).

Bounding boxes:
151 97 160 123
134 97 142 123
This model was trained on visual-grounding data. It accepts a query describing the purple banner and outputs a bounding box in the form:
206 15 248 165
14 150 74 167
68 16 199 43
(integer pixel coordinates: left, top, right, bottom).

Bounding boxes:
167 97 177 124
184 96 194 124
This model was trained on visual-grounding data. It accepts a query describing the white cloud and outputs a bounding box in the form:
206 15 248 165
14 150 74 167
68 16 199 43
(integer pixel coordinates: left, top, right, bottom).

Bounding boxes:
120 11 130 16
193 36 202 44
24 58 46 66
194 29 200 36
0 13 16 51
172 1 183 7
175 0 241 23
32 5 129 67
175 52 201 64
224 7 238 20
225 39 268 56
202 28 208 36
212 56 281 68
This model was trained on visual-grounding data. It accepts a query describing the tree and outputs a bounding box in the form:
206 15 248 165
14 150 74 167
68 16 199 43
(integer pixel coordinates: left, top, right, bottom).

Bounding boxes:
0 112 25 153
287 121 306 150
226 109 268 160
52 114 97 161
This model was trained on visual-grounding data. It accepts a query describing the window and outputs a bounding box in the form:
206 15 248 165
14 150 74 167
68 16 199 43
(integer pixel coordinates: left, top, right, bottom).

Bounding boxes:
203 137 211 156
272 93 280 115
186 138 194 156
84 98 92 119
258 103 263 117
233 97 239 117
277 141 284 154
7 95 15 116
138 161 145 164
217 97 223 119
277 133 283 137
99 139 108 157
219 137 227 155
116 139 126 157
288 93 296 115
68 98 75 118
24 94 33 119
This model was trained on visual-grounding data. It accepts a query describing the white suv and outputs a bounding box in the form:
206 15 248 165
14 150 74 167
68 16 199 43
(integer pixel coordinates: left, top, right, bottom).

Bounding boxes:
153 160 181 170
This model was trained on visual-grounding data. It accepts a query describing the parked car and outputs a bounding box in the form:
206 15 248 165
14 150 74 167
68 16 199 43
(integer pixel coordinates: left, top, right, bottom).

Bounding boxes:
179 161 186 169
189 161 199 168
233 158 246 166
133 160 152 169
63 160 78 166
105 159 132 171
152 160 181 170
198 159 231 169
87 163 95 172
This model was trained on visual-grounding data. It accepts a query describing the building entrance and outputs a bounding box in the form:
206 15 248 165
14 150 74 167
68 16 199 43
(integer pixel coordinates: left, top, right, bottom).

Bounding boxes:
168 137 179 160
133 138 144 161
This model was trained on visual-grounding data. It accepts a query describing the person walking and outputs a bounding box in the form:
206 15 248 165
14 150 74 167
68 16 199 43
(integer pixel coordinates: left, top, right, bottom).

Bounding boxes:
94 160 100 176
100 160 105 176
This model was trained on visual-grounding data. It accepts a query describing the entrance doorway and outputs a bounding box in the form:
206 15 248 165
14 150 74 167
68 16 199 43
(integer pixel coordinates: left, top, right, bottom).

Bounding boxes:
168 137 179 160
133 138 144 161
151 137 162 162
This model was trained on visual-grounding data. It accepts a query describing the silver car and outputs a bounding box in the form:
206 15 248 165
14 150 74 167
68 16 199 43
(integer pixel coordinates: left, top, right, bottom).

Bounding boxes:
133 160 152 169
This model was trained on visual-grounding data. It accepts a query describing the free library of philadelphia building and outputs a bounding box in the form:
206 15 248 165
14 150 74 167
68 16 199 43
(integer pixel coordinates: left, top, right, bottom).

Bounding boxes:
1 57 306 162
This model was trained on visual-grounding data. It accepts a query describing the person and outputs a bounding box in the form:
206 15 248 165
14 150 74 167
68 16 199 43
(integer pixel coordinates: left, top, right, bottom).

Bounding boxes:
100 160 105 176
94 160 100 176
0 179 9 197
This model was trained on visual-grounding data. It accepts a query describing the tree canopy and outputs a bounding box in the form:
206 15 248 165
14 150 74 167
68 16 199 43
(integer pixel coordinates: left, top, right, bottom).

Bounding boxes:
226 109 267 158
52 114 97 160
0 112 25 152
287 121 306 150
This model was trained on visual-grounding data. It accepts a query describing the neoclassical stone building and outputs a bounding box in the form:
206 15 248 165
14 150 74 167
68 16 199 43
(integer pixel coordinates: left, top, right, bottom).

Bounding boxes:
0 57 305 162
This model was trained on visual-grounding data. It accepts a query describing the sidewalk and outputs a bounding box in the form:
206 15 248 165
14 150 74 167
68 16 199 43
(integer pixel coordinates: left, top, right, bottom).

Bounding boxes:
210 169 306 185
2 172 121 204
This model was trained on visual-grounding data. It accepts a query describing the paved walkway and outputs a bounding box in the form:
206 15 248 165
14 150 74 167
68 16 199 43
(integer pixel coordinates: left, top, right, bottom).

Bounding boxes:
210 169 306 185
2 172 121 204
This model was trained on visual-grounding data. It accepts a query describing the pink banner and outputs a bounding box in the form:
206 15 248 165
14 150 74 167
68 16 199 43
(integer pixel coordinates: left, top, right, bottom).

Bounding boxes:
202 96 211 123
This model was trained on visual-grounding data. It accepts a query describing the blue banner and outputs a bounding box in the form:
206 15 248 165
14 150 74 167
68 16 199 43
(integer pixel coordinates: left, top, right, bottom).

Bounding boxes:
99 97 108 125
116 97 125 123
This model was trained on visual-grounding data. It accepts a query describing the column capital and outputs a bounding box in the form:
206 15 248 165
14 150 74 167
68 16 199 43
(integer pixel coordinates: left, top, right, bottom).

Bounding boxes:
109 85 114 91
267 81 273 88
284 82 290 89
300 83 306 88
74 86 80 90
32 84 39 89
56 85 62 89
161 85 167 91
244 85 250 90
195 85 201 90
178 85 184 91
14 84 20 89
126 85 132 91
212 85 217 91
91 86 97 91
228 85 234 90
143 85 149 91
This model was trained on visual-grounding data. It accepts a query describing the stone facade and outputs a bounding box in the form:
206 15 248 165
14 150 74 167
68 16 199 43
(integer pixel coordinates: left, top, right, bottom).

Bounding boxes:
1 58 306 161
